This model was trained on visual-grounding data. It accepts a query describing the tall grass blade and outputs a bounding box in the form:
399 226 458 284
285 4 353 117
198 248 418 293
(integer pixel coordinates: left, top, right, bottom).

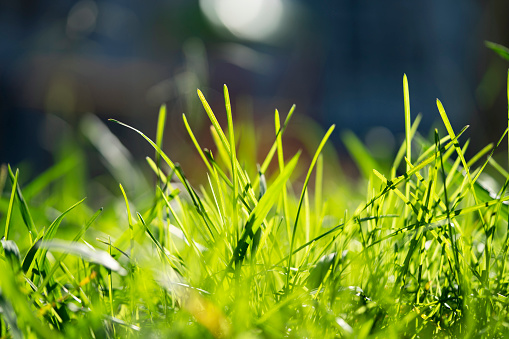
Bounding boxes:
4 168 18 240
287 124 335 289
7 165 37 244
224 85 239 236
404 74 412 217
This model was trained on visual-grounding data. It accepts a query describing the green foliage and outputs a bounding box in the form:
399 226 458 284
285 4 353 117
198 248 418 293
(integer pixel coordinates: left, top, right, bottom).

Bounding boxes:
2 75 509 338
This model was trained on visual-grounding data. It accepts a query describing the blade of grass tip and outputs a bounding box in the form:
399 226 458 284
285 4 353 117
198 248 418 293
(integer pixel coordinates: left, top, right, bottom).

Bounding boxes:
156 104 166 151
437 100 485 225
365 126 470 214
7 165 37 244
197 89 230 152
156 104 167 185
287 124 335 290
275 109 291 240
436 100 473 184
224 85 239 236
404 74 412 218
507 68 509 171
119 184 134 259
4 168 18 240
259 105 297 175
198 88 259 207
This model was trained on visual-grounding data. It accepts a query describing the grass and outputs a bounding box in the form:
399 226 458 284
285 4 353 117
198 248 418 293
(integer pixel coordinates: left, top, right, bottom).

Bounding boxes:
2 73 509 338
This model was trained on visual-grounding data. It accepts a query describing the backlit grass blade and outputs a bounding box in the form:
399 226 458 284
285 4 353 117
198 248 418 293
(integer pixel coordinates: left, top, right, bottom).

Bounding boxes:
404 74 412 217
314 154 323 238
197 89 229 152
224 85 239 235
275 109 291 238
437 99 487 230
198 91 259 207
287 124 335 288
4 168 18 240
8 165 37 244
155 104 167 186
259 104 296 175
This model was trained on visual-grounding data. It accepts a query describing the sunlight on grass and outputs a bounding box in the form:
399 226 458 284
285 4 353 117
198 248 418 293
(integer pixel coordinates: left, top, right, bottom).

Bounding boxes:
2 73 509 337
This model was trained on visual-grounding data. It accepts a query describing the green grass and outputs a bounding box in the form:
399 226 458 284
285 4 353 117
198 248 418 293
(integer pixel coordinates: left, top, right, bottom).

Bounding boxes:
2 74 509 338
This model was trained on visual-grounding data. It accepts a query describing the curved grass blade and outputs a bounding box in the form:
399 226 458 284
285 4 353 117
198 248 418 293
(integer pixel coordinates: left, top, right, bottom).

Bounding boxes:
24 198 86 276
275 109 291 238
4 168 18 240
485 41 509 62
287 124 335 288
225 85 239 235
39 240 127 276
8 165 37 244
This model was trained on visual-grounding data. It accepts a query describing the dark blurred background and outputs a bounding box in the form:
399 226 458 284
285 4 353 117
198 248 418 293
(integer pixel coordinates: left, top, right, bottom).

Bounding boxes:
1 0 509 181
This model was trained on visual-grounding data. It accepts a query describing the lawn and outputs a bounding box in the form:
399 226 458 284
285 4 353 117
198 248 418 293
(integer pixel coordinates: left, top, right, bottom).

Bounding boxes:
1 70 509 338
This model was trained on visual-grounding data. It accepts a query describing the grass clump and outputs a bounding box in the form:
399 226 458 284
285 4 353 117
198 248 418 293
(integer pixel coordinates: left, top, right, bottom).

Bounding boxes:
2 73 509 338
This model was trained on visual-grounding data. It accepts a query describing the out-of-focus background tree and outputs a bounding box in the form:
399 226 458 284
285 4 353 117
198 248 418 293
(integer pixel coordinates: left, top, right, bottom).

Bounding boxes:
1 0 508 181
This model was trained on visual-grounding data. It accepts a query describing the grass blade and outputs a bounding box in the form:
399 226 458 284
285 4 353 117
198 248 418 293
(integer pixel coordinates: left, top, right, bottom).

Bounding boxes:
287 124 335 289
8 165 37 244
4 168 18 240
40 240 127 276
